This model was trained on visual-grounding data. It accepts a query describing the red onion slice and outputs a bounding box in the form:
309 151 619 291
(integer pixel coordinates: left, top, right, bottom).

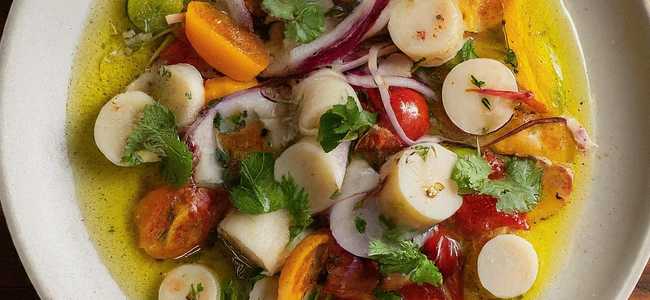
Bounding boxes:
262 0 390 77
224 0 254 31
368 45 417 145
332 44 398 73
345 74 437 100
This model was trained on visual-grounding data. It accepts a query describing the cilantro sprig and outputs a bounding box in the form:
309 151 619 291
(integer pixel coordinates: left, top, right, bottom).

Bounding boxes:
229 152 313 240
446 39 479 68
368 240 443 286
318 96 377 152
451 153 543 213
262 0 325 43
122 102 192 186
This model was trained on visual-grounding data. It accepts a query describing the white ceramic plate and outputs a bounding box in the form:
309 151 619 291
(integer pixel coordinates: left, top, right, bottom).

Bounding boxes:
0 0 649 299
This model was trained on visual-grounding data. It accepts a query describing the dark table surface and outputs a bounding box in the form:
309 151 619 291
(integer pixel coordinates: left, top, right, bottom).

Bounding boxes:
0 1 648 299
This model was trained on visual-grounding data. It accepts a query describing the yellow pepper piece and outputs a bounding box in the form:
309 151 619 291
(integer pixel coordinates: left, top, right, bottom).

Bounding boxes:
278 232 331 300
185 1 269 81
204 77 258 102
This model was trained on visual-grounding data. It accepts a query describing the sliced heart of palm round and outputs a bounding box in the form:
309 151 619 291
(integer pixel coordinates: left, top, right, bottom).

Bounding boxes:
377 143 462 229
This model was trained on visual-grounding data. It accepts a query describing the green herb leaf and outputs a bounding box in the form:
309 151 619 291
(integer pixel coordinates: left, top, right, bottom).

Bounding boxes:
446 39 479 68
186 282 204 300
368 240 443 286
280 175 313 240
229 153 313 239
262 0 325 43
378 215 414 244
122 102 192 186
354 216 367 234
451 153 543 213
221 279 251 300
505 48 519 73
215 111 248 133
470 75 486 88
481 98 492 110
230 152 286 214
318 96 377 152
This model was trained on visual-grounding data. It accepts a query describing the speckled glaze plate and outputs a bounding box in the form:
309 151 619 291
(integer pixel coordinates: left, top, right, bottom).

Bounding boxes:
0 0 649 299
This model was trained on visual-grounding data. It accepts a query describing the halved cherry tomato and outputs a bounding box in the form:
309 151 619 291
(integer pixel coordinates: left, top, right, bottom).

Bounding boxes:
159 29 215 76
400 284 446 300
322 241 380 299
422 226 462 278
452 194 529 238
366 87 431 141
134 185 229 259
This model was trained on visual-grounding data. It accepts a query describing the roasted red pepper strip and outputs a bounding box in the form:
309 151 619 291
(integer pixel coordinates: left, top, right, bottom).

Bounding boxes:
466 88 549 113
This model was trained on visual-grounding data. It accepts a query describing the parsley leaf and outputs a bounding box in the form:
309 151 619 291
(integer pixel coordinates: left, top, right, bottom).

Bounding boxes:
280 175 313 240
122 102 192 186
186 282 204 300
229 152 313 239
368 240 443 286
318 96 377 152
451 153 543 214
262 0 325 43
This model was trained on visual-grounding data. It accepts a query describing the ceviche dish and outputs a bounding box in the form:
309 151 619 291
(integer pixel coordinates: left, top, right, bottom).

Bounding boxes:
66 0 593 298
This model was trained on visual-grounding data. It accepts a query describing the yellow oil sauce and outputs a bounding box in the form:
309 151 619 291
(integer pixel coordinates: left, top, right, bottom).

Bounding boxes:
66 1 233 299
66 0 592 299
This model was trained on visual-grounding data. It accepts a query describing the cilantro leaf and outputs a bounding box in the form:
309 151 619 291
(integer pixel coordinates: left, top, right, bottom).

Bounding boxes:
318 96 377 152
451 153 492 193
122 102 192 186
280 175 313 240
230 152 286 214
220 279 251 300
229 152 314 239
262 0 325 43
368 240 443 286
470 75 486 88
374 289 403 300
451 153 543 214
186 282 204 300
446 39 479 68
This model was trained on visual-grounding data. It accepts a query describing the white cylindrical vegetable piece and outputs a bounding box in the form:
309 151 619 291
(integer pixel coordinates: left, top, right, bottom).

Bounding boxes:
377 143 462 229
294 69 359 136
128 64 205 127
442 58 518 135
249 277 279 300
218 210 291 274
388 0 465 67
274 137 350 213
158 264 220 300
94 91 160 166
330 195 384 258
336 158 380 200
477 234 539 299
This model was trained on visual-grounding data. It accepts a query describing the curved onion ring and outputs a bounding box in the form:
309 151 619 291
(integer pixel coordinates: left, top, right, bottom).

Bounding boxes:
345 74 438 100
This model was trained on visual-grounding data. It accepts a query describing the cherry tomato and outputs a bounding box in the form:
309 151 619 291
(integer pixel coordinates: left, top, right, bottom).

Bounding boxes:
159 29 214 75
452 194 529 238
134 185 229 259
483 151 506 180
400 284 446 300
366 87 431 141
322 241 380 299
422 226 462 278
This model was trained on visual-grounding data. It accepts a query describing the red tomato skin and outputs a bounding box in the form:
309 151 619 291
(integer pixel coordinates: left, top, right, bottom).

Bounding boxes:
322 242 380 299
453 194 529 237
159 30 214 75
366 87 431 141
483 151 506 180
422 226 462 278
400 284 446 300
